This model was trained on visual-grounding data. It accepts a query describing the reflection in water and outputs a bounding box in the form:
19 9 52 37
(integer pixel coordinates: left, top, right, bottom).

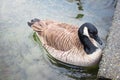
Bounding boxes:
75 14 84 19
0 0 115 80
66 0 84 18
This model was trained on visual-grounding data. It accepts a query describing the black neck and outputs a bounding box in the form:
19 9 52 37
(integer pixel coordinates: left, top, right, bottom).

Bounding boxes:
78 23 99 54
79 35 97 54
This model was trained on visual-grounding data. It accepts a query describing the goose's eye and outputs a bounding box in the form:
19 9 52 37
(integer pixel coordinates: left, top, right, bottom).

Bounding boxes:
89 32 97 38
89 33 94 38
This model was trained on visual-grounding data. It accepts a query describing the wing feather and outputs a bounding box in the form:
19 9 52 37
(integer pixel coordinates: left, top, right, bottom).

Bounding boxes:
37 20 82 51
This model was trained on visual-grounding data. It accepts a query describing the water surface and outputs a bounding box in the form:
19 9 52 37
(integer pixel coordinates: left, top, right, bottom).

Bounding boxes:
0 0 115 80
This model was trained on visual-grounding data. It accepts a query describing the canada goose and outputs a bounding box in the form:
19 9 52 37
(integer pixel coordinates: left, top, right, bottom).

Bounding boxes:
28 18 103 67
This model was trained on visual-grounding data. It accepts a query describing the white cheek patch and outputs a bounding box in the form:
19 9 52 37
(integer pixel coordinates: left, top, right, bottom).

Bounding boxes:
83 27 89 37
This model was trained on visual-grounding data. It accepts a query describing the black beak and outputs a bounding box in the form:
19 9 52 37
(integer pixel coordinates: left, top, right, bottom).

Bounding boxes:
94 35 103 45
27 22 33 27
27 18 40 27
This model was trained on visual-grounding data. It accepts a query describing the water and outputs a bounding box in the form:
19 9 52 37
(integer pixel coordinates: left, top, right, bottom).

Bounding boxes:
0 0 115 80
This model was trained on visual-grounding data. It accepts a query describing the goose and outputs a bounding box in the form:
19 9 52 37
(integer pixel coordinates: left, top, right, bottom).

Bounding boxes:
28 18 103 67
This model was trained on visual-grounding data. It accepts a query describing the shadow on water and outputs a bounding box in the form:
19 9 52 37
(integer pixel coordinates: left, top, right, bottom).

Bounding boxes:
47 55 99 80
33 32 99 80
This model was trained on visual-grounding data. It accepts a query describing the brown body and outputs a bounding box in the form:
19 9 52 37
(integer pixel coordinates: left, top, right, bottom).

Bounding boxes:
30 19 102 67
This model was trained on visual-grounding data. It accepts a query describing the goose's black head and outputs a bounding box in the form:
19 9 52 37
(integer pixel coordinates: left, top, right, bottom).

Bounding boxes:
78 23 102 54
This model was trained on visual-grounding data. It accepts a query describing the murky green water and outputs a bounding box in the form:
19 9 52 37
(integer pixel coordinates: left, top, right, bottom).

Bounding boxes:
0 0 116 80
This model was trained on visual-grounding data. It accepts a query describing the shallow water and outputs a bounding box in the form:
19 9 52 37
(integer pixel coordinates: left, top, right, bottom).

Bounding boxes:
0 0 115 80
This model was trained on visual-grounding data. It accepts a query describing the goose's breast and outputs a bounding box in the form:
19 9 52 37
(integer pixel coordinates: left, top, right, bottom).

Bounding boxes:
44 45 86 65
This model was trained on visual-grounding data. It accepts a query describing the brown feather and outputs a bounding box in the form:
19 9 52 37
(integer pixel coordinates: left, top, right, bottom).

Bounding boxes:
30 19 102 66
33 20 83 51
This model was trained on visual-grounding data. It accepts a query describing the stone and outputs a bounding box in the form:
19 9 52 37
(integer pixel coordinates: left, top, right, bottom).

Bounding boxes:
98 0 120 80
